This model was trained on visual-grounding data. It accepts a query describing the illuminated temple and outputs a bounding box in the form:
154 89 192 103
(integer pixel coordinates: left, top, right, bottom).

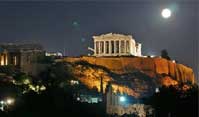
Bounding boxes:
0 43 43 66
93 33 142 56
0 43 44 75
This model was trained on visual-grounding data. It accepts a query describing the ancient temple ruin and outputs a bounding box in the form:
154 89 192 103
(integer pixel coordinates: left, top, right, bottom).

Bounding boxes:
92 33 141 56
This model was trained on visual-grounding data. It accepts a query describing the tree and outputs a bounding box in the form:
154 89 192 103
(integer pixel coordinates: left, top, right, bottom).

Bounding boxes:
161 49 171 60
40 62 75 88
13 73 31 85
146 84 198 117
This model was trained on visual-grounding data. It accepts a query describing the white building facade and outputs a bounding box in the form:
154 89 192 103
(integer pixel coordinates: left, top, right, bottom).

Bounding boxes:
93 33 141 57
106 84 147 116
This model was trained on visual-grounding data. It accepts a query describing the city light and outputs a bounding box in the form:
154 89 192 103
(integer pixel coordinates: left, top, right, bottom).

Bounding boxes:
120 96 126 102
23 79 30 84
40 85 46 91
6 98 14 105
155 88 160 93
77 97 80 101
0 97 15 112
0 101 4 105
70 80 79 85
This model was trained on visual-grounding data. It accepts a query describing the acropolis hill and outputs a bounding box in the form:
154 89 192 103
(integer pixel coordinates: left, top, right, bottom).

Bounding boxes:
63 56 195 84
60 56 194 97
59 33 195 97
65 33 195 84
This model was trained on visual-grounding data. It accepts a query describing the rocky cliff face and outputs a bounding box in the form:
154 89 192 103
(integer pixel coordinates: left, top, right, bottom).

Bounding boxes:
68 61 154 98
62 56 195 98
63 56 195 84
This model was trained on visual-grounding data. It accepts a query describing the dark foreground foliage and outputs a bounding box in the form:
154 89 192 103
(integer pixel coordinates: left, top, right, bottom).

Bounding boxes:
145 84 198 117
0 87 106 117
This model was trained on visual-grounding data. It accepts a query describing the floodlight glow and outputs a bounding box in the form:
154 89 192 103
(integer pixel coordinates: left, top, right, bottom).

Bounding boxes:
155 88 160 93
23 79 30 84
6 98 14 105
0 101 4 105
120 96 126 102
77 97 80 101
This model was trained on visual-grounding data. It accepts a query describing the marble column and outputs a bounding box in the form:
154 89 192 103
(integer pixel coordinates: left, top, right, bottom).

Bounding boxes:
1 54 5 65
119 40 121 54
99 41 101 54
105 41 109 54
94 41 96 55
114 41 116 55
109 41 111 55
103 41 106 54
5 54 7 65
96 41 99 55
124 40 126 54
126 40 129 53
0 54 1 66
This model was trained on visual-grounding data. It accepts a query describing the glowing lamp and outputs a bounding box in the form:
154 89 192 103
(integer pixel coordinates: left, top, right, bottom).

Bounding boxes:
119 96 126 102
6 98 14 105
0 101 4 105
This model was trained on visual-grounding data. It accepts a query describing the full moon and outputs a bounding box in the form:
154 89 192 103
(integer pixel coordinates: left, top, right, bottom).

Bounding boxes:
161 8 171 18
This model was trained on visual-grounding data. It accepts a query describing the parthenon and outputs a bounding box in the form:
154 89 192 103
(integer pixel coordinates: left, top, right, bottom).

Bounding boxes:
93 33 141 56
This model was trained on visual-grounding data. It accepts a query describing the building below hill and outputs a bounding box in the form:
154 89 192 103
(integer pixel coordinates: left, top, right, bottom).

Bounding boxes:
45 52 63 58
106 83 148 116
91 33 141 57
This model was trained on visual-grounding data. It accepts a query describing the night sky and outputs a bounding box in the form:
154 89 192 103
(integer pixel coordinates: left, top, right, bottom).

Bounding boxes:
0 1 198 79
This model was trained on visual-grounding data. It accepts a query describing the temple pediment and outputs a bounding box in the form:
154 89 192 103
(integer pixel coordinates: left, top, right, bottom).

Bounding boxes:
93 33 133 40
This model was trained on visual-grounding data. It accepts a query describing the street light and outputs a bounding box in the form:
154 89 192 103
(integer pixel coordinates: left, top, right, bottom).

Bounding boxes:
119 96 126 102
0 101 4 105
0 98 15 112
155 88 160 93
6 98 14 105
0 101 5 111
